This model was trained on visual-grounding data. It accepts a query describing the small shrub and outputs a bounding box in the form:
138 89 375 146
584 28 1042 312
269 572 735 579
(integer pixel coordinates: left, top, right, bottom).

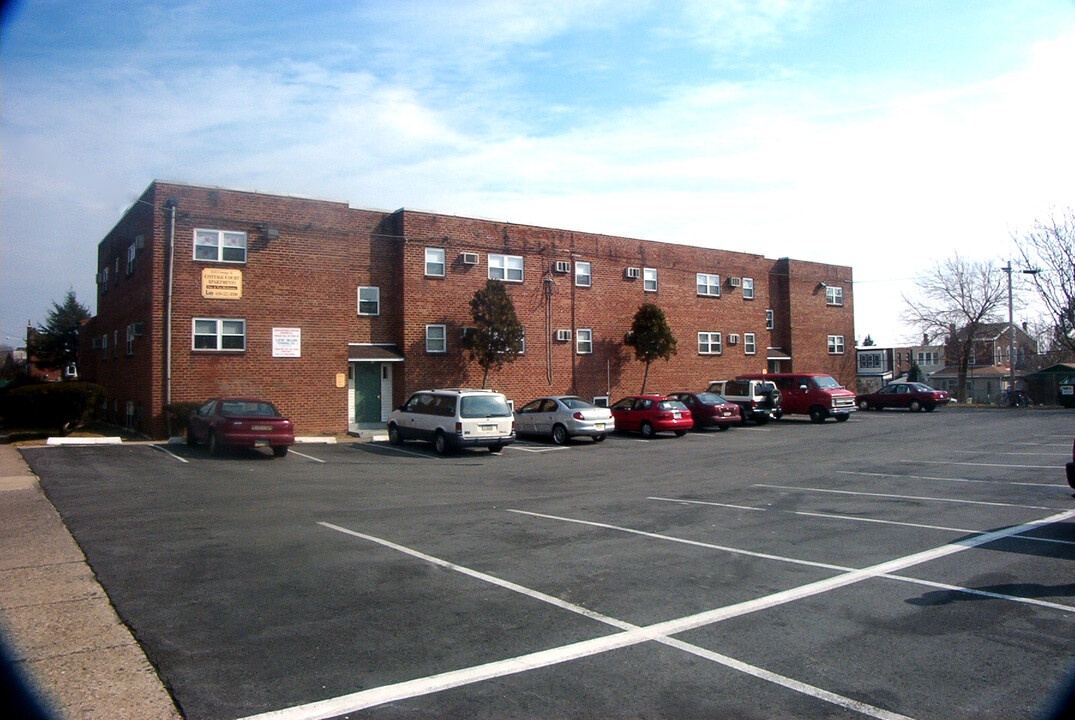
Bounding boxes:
165 401 203 434
0 382 107 431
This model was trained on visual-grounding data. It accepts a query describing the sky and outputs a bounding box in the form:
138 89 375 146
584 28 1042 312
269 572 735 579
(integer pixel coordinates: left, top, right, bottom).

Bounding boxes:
3 0 1075 348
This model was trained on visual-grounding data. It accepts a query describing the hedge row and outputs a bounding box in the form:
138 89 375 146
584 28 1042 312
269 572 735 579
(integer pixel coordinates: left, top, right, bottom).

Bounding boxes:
0 382 107 431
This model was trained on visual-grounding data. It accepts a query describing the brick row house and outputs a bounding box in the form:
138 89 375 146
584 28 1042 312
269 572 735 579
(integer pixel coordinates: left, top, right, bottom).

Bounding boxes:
79 181 855 437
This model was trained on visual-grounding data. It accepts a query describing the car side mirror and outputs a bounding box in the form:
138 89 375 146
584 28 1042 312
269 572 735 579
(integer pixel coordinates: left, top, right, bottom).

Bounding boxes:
799 385 808 390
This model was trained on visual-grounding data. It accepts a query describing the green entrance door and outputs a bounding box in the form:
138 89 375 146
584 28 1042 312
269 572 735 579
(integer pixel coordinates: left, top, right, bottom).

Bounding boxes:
354 363 382 424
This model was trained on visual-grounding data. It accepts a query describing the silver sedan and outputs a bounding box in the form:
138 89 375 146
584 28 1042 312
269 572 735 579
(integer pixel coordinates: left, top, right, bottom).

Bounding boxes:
515 396 615 444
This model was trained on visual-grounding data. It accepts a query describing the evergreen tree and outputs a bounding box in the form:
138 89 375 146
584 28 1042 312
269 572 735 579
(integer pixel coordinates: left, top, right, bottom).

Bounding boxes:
624 303 677 394
462 280 525 388
30 290 91 372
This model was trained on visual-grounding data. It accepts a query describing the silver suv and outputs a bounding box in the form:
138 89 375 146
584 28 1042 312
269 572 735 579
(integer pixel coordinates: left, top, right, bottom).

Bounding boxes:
707 379 782 425
387 388 516 455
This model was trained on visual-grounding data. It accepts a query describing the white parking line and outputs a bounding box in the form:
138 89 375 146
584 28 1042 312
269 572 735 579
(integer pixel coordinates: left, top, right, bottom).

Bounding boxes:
837 470 1057 489
241 512 1072 720
900 459 1060 470
367 444 435 459
151 444 189 463
755 483 1058 510
507 444 569 453
953 450 1069 457
287 449 326 463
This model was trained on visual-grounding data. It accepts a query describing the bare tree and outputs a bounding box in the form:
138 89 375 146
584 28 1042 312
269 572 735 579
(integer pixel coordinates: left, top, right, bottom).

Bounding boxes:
1014 208 1075 357
901 255 1007 401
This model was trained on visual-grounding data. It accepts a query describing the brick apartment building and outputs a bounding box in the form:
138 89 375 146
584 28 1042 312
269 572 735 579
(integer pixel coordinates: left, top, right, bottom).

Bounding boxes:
79 181 855 437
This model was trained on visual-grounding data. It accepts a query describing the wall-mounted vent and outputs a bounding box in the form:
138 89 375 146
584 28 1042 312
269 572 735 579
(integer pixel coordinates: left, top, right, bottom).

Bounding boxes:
728 276 742 288
553 260 570 274
555 329 572 342
460 252 479 265
625 267 641 279
728 333 740 345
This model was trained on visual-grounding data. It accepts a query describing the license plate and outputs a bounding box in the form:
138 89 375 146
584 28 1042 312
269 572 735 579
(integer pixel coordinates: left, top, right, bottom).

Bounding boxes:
721 412 731 417
594 423 605 430
672 412 681 419
1062 387 1074 395
254 439 269 447
480 424 497 432
252 425 273 431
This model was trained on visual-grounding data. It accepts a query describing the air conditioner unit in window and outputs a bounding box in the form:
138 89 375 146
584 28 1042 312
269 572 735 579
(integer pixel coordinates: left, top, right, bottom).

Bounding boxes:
132 322 145 337
728 333 740 345
134 235 146 250
460 252 479 265
728 276 742 288
625 267 641 279
553 260 570 274
555 329 572 342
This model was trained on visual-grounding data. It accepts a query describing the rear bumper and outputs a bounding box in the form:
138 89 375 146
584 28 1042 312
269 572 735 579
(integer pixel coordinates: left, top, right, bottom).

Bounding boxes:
219 431 295 448
450 433 515 449
567 419 614 436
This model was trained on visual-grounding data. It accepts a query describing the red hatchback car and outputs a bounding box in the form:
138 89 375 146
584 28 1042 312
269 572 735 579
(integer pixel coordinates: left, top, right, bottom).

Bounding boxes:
857 382 950 412
609 395 693 438
669 392 740 431
187 398 295 457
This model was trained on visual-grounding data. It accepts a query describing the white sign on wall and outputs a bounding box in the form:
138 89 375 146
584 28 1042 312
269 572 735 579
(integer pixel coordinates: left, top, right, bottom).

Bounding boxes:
272 328 301 358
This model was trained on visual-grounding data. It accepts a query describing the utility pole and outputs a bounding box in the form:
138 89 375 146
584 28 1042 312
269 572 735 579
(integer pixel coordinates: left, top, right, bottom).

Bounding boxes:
1003 261 1041 406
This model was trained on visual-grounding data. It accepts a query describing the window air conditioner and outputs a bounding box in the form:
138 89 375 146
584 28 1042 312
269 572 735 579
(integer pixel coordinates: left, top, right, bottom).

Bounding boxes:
132 322 145 337
729 276 742 288
553 260 570 274
728 333 740 345
625 267 641 279
555 329 572 342
460 252 479 265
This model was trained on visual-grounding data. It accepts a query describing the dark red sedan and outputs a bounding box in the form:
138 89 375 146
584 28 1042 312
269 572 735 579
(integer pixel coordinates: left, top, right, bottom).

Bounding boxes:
187 398 295 457
857 382 950 412
669 392 740 430
609 395 693 438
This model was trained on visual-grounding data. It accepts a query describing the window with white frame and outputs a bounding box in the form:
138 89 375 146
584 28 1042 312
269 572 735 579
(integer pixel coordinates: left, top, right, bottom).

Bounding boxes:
194 229 247 263
126 324 136 356
698 331 722 355
766 309 774 330
697 273 721 297
744 333 757 354
828 335 845 354
127 243 137 275
357 286 380 316
576 328 593 354
742 277 754 299
113 330 119 358
100 334 108 360
426 324 446 353
489 254 524 282
100 266 109 292
575 261 591 287
425 248 445 277
193 318 246 351
826 285 844 306
643 267 657 292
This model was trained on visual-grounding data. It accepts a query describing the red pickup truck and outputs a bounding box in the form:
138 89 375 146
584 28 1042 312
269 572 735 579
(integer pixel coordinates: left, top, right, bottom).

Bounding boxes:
737 373 856 424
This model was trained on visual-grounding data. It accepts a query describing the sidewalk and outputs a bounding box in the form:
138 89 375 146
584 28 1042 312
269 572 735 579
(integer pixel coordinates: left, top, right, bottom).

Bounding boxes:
0 443 181 720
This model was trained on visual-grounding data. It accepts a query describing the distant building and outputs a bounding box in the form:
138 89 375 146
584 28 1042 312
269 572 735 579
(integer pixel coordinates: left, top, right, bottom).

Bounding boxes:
80 180 856 437
855 340 945 393
930 322 1039 402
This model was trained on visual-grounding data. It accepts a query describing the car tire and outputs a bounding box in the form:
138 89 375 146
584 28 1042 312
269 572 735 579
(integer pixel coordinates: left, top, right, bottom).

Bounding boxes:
593 434 606 442
909 400 922 412
924 404 936 412
186 426 197 447
640 421 655 439
387 423 403 445
809 406 826 424
208 432 221 456
272 446 288 458
434 430 450 456
858 399 869 411
551 424 569 445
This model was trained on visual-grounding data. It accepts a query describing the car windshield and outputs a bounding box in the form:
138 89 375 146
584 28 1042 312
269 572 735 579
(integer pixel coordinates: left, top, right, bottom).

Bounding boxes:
813 376 842 389
658 400 688 411
694 392 725 404
220 401 280 417
559 397 594 410
459 395 513 418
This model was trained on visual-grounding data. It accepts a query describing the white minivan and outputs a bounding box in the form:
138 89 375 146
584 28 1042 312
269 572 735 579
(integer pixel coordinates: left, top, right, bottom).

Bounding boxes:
386 388 516 455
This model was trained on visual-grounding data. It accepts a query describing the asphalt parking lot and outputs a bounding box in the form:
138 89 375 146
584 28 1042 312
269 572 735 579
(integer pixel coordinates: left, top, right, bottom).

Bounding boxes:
19 409 1075 720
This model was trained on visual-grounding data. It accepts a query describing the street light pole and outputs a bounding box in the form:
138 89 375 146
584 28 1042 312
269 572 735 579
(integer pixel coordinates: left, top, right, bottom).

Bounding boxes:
1003 261 1041 406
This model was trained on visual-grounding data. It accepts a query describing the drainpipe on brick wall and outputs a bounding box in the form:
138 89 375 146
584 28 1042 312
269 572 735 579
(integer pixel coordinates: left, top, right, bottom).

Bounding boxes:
164 199 176 435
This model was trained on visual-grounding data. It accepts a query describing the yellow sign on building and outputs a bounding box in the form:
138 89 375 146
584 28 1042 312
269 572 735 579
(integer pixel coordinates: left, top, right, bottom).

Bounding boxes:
202 268 242 299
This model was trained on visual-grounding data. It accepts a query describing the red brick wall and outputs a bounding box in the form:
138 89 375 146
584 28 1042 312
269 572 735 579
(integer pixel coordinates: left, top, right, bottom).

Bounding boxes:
86 181 855 437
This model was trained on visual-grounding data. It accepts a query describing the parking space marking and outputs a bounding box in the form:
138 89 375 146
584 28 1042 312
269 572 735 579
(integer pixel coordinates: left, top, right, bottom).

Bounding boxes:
838 470 1058 489
360 443 435 459
755 484 1059 511
900 459 1061 470
287 449 326 463
151 444 189 463
512 509 1075 613
953 450 1070 457
250 511 1072 720
507 444 570 453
